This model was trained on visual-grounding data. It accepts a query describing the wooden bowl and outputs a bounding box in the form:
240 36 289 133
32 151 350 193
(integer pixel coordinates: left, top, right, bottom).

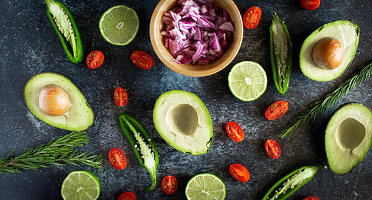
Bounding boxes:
150 0 243 77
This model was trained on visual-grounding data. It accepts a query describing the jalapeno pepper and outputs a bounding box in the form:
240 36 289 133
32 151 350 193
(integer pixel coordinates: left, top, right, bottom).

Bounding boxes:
118 113 159 191
269 12 292 95
262 166 324 200
45 0 84 63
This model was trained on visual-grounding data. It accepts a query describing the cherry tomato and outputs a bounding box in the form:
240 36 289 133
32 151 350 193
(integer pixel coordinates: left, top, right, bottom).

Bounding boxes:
118 192 136 200
131 51 154 70
265 101 288 120
300 0 320 10
229 163 250 183
226 121 244 142
86 50 104 69
303 197 319 200
114 87 128 107
108 148 127 170
243 6 262 29
161 175 177 194
265 139 281 159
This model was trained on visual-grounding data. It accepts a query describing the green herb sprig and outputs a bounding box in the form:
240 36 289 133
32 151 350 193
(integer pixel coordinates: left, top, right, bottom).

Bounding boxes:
280 62 372 138
0 132 103 174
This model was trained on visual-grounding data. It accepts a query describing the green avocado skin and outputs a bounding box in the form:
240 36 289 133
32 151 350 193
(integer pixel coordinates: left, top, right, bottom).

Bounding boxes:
24 73 94 131
299 20 359 82
325 103 372 174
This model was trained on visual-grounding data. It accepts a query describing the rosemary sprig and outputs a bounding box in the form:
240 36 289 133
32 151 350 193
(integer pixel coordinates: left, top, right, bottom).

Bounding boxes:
280 62 372 138
0 132 103 174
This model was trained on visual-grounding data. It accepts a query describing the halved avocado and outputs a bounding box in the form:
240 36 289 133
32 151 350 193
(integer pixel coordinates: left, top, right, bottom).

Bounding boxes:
300 20 359 82
24 73 94 131
325 103 372 174
153 90 213 155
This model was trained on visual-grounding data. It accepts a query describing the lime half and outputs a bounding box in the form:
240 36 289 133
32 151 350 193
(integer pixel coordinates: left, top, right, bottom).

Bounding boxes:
185 173 226 200
99 5 139 46
228 61 267 101
61 171 100 200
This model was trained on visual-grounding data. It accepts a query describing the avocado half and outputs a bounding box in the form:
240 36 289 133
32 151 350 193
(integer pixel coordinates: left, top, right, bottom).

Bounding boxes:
300 20 359 82
24 73 94 131
153 90 213 155
325 103 372 174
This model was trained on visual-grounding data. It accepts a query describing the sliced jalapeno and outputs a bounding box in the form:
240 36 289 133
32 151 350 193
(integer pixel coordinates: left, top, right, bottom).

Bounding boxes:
118 113 159 191
270 12 292 95
262 166 324 200
45 0 83 63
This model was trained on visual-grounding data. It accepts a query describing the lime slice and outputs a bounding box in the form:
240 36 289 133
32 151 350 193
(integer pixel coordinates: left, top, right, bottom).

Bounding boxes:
185 173 226 200
99 5 139 46
228 61 267 101
61 171 100 200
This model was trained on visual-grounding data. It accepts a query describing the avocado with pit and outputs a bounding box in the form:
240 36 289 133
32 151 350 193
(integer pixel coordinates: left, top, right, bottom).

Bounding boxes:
153 90 213 155
300 20 359 82
24 73 94 131
325 103 372 174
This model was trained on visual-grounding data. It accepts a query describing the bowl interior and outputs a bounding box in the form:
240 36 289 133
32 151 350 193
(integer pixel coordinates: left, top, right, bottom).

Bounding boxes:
150 0 243 77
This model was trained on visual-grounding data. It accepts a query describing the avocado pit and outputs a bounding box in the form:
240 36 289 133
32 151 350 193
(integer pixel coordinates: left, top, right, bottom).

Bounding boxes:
165 104 198 136
39 84 71 116
337 118 366 150
312 38 344 70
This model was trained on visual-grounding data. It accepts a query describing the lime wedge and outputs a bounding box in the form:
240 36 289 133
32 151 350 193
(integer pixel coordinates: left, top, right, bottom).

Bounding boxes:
228 61 267 101
185 173 226 200
99 5 139 46
61 171 100 200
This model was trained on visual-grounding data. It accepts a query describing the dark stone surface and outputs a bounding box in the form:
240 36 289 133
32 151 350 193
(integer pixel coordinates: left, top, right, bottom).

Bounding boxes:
0 0 371 199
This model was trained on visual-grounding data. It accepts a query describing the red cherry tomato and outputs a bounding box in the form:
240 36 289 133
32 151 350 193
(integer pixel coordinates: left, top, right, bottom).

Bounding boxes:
229 163 250 183
131 51 154 70
303 197 319 200
300 0 320 10
86 50 104 69
114 87 128 107
265 101 288 120
265 139 281 159
243 6 262 29
118 192 136 200
108 148 127 170
161 176 177 194
226 121 244 142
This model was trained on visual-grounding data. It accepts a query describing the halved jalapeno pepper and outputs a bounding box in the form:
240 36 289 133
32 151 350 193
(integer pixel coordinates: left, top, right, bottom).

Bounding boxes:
118 113 159 191
262 166 324 200
270 12 292 95
46 0 84 63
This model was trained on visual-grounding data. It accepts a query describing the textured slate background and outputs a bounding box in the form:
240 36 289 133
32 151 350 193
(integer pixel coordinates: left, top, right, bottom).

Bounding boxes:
0 0 371 199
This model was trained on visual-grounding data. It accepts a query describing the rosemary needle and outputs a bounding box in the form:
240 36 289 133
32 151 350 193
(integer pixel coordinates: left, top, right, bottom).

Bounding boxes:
280 62 372 138
0 131 103 174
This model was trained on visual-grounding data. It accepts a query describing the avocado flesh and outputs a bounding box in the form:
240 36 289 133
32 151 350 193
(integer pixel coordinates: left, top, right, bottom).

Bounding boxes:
325 104 372 174
153 90 213 155
300 20 359 82
24 73 94 131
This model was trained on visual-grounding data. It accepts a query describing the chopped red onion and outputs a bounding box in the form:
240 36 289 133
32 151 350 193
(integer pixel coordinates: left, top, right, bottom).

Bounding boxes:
219 22 234 32
162 0 234 65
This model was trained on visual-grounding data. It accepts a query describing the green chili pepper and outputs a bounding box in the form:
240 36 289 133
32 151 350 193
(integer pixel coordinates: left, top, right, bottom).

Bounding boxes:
262 166 324 200
270 12 292 95
45 0 83 63
118 113 159 191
